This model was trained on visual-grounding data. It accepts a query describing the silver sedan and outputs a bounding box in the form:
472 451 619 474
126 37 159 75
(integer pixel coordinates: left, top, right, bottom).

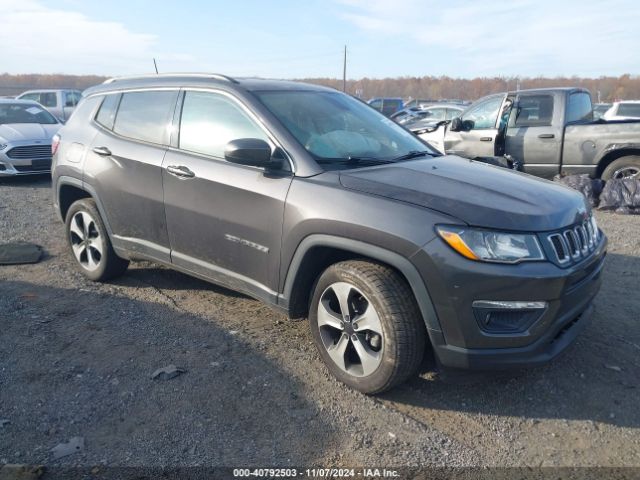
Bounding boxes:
0 99 61 176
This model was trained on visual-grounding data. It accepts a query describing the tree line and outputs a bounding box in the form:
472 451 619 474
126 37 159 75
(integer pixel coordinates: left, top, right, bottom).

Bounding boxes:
2 72 639 103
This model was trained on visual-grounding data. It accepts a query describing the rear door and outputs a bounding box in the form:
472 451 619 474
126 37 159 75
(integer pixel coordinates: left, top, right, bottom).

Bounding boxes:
162 89 293 301
444 94 505 158
85 89 178 262
505 92 562 178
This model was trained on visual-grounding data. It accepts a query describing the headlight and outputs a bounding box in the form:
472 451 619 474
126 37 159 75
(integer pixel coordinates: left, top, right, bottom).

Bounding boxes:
436 226 545 263
0 144 7 151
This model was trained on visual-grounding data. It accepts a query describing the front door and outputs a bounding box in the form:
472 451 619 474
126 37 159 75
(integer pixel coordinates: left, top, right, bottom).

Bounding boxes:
162 90 293 302
444 94 505 158
504 92 563 178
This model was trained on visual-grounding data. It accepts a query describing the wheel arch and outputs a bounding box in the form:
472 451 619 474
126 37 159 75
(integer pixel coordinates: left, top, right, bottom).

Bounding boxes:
281 234 442 335
56 176 114 237
595 145 640 178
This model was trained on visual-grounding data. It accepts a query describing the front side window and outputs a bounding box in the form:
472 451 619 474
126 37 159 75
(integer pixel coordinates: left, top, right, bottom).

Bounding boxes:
368 99 382 111
113 90 178 144
255 90 436 166
566 92 593 123
461 95 504 130
445 108 461 120
179 91 269 159
511 94 554 127
19 93 39 102
0 103 58 125
425 108 446 121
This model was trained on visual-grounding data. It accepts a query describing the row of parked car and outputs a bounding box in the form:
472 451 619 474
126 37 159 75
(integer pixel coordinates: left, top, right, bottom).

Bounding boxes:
367 94 640 180
2 83 640 181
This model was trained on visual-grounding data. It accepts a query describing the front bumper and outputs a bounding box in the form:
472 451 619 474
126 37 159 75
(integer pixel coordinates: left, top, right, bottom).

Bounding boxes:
412 231 607 370
0 143 52 176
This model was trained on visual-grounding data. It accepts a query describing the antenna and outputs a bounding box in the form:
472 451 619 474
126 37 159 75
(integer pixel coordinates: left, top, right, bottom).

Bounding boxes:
342 45 347 93
153 58 159 74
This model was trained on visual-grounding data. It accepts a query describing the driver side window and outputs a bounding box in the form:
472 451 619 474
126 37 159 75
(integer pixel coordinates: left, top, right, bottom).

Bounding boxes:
461 95 504 130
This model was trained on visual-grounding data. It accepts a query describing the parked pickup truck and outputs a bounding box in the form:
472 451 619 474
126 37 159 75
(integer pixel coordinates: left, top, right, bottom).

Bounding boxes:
415 88 640 180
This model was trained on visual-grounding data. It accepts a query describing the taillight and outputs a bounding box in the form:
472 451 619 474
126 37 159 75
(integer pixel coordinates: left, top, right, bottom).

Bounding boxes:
51 134 61 156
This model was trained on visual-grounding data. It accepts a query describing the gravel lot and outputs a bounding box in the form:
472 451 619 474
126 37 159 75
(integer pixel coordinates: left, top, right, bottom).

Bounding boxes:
0 175 639 472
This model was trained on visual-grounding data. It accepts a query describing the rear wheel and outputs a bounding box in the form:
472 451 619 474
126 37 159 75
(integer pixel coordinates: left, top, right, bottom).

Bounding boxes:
65 198 129 281
601 156 640 180
309 260 426 394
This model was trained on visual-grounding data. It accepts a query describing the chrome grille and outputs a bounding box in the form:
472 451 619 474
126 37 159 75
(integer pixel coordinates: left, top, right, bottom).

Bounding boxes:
6 145 52 159
547 216 600 265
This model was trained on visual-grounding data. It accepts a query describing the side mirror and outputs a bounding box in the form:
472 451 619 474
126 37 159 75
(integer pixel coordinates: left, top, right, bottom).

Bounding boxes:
449 117 462 132
224 138 282 169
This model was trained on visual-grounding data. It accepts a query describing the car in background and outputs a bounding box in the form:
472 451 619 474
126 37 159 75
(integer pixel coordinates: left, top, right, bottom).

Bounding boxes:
390 107 431 125
602 101 640 121
0 99 61 176
367 97 403 116
403 103 465 129
16 89 82 123
404 98 470 109
593 103 612 120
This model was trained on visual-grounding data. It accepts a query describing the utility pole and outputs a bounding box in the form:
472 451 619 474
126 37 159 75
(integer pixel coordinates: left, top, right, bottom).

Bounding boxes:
342 45 347 92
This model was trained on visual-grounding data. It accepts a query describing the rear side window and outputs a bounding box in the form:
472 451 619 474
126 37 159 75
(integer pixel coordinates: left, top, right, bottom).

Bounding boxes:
40 92 57 108
113 90 178 144
512 94 554 127
65 91 81 107
617 103 640 117
566 92 593 123
95 94 121 130
179 91 269 159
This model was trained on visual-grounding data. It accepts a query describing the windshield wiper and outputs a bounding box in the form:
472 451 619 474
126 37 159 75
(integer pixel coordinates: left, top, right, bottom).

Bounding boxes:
391 150 435 162
316 156 392 166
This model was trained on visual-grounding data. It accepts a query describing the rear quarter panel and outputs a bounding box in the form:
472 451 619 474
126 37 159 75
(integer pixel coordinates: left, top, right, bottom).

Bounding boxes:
562 120 640 175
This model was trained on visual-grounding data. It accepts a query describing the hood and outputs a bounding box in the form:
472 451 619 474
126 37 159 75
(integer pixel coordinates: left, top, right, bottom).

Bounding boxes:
0 123 60 143
339 156 589 231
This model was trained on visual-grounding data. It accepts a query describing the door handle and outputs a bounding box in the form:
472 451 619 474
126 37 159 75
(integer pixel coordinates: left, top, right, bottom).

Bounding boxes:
92 146 112 156
480 137 493 142
538 133 555 139
166 165 195 179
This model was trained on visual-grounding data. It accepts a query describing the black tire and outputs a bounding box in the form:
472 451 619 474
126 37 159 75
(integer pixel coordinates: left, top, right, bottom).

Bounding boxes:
65 198 129 281
601 156 640 180
309 259 426 394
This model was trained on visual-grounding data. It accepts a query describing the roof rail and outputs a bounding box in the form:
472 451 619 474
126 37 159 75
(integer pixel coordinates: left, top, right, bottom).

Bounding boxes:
102 73 239 84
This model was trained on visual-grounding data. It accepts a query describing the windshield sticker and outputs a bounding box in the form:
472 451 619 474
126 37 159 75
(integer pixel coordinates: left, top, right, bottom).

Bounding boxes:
26 107 43 115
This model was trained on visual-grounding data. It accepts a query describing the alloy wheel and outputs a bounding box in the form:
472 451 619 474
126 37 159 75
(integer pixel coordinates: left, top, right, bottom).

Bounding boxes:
612 166 640 179
317 282 384 377
69 211 103 271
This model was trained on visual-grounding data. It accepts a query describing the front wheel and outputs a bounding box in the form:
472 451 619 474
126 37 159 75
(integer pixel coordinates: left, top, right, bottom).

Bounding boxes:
309 260 426 394
65 198 129 281
601 156 640 180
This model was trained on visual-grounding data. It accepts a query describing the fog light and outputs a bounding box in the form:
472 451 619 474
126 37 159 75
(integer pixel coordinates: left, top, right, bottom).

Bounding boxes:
472 300 547 333
0 164 6 171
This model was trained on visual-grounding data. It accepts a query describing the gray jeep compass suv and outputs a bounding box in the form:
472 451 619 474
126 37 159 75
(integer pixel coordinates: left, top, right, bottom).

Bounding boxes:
52 74 607 393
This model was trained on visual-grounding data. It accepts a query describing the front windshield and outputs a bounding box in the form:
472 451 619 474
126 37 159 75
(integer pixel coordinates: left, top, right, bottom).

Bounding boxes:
254 90 437 166
0 103 58 125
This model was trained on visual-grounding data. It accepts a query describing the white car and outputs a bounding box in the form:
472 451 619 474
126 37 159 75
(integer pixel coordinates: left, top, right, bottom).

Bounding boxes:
602 101 640 121
0 99 61 176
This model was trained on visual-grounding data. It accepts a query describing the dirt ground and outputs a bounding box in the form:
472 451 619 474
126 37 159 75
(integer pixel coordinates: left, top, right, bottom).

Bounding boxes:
0 175 639 472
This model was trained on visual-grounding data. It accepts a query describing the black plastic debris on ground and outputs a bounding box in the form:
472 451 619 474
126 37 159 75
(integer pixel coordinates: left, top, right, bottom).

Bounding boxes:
0 243 43 265
598 178 640 215
553 174 604 207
